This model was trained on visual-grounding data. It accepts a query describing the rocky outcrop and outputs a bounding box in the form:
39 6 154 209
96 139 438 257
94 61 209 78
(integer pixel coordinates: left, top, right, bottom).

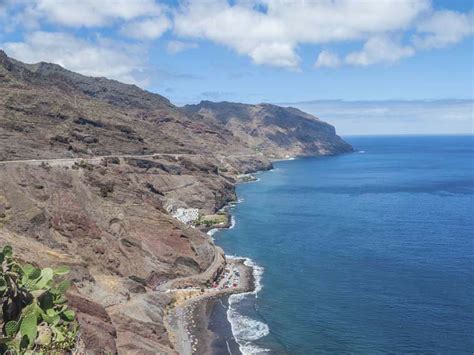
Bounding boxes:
184 101 353 158
0 50 351 353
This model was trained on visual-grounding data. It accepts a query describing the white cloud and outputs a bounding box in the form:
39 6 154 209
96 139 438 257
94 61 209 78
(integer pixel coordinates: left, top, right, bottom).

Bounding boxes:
249 42 299 68
173 1 292 67
34 0 163 27
121 16 171 40
173 0 430 68
3 31 147 85
315 50 341 68
262 0 429 42
167 40 198 54
345 36 415 66
413 10 474 49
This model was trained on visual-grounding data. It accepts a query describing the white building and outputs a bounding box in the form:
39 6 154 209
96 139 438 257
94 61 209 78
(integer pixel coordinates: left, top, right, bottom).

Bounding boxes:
172 208 199 225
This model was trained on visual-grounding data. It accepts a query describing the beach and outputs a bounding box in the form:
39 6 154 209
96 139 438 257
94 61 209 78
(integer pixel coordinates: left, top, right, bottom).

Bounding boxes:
165 258 255 354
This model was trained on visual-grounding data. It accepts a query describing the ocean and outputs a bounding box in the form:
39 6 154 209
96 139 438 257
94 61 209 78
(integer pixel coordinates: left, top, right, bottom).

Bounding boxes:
212 135 474 354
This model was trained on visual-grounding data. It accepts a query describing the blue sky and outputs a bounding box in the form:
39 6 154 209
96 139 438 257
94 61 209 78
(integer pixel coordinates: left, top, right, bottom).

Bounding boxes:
0 0 472 134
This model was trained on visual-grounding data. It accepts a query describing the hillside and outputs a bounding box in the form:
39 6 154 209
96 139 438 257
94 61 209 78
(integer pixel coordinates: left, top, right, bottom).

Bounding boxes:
184 100 353 158
0 51 259 161
0 50 352 353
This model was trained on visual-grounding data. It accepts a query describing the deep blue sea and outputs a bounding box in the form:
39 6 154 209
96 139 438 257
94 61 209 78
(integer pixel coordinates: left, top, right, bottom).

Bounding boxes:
213 135 474 354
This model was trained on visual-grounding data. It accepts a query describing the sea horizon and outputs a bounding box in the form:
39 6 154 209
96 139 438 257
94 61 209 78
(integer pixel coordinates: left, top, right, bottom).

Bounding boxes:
342 133 474 137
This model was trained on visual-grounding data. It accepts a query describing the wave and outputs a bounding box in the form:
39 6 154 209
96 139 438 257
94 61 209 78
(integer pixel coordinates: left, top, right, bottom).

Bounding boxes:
240 343 271 355
229 215 236 229
243 257 264 294
226 256 270 354
228 198 244 208
207 228 219 238
227 309 270 354
208 205 237 238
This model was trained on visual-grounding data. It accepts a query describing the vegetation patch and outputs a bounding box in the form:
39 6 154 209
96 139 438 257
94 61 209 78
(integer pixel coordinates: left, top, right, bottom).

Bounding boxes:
0 245 78 353
195 212 228 227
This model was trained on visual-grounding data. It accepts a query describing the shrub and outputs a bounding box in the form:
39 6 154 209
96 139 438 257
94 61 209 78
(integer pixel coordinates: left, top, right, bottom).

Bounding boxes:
0 245 78 353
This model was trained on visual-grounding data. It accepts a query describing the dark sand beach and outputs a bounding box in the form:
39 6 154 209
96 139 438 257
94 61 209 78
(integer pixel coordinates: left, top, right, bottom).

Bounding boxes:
166 258 255 354
190 296 241 355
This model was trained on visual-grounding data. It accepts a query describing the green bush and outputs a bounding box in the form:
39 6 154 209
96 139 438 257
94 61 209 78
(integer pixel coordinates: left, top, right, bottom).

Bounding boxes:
0 245 78 353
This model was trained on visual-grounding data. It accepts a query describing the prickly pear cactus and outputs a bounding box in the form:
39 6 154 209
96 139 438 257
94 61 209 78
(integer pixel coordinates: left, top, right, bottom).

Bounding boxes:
0 245 79 353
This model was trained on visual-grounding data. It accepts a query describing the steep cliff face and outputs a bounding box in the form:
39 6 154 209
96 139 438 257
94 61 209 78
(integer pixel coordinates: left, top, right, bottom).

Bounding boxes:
0 50 350 352
184 100 353 158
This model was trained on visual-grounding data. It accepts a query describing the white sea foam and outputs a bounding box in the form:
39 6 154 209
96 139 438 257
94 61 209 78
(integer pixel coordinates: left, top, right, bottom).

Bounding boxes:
243 257 264 294
229 215 236 229
225 256 269 354
240 343 271 355
358 150 366 154
207 228 219 237
228 310 269 341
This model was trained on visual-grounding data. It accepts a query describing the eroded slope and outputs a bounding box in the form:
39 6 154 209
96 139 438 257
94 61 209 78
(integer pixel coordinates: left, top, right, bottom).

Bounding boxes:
184 100 353 158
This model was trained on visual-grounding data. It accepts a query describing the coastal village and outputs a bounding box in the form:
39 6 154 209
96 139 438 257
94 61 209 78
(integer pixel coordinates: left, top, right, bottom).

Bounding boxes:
171 206 231 229
170 173 258 228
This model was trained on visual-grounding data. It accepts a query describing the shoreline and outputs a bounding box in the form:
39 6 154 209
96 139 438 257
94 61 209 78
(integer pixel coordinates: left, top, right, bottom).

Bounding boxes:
165 257 255 355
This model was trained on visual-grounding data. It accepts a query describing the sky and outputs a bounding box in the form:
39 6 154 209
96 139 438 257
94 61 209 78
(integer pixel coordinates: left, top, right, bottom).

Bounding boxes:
0 0 473 135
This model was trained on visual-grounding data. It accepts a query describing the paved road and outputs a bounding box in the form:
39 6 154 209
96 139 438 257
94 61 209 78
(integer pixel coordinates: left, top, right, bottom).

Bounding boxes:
0 152 262 166
0 153 193 166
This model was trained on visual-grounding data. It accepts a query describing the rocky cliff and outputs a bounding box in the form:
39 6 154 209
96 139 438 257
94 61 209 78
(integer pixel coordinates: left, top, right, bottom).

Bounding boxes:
184 100 353 158
0 50 351 353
